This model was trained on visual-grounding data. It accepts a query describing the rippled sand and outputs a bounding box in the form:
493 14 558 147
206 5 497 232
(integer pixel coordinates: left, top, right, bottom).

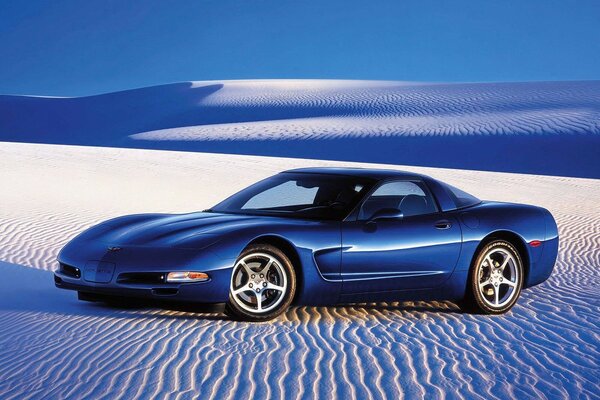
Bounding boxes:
0 142 598 399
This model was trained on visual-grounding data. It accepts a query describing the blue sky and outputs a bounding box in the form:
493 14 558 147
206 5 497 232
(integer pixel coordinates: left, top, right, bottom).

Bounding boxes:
1 0 599 96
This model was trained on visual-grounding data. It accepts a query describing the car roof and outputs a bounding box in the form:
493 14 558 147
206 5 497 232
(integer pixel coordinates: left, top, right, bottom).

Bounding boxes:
283 167 431 181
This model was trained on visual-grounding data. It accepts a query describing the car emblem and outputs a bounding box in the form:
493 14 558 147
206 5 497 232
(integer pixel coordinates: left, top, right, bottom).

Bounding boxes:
107 246 121 252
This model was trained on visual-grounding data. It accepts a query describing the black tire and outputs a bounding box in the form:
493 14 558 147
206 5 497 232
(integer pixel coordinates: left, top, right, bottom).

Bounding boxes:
226 244 296 322
463 240 524 314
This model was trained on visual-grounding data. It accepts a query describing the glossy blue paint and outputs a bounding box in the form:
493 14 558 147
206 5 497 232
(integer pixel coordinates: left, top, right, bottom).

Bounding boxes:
55 168 558 307
340 212 462 293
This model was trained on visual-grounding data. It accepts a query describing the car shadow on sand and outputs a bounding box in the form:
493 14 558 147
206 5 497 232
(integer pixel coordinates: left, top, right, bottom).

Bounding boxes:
0 261 467 323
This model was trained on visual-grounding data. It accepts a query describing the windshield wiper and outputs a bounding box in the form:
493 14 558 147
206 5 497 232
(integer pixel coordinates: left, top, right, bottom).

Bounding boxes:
295 201 345 213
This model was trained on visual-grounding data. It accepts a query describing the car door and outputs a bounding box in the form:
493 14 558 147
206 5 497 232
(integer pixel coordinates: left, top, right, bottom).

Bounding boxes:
341 179 462 295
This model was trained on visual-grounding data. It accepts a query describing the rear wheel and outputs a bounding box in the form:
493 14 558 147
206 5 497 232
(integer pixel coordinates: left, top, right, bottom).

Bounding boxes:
226 244 296 321
464 240 524 314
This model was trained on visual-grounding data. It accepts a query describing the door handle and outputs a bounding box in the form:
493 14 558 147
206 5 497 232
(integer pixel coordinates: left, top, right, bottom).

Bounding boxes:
434 220 452 230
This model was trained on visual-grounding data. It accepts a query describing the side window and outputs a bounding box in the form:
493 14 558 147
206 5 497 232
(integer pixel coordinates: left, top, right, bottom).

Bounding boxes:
242 181 318 209
359 181 437 220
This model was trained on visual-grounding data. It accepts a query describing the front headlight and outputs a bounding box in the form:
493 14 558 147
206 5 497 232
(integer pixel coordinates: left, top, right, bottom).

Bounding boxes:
166 271 209 283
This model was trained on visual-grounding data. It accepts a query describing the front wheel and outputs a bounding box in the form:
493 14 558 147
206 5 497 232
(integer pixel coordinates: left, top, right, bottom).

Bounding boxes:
464 240 524 314
226 244 296 321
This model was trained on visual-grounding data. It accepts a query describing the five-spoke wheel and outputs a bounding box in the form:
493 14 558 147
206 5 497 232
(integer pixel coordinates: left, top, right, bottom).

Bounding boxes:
464 240 524 314
226 244 296 321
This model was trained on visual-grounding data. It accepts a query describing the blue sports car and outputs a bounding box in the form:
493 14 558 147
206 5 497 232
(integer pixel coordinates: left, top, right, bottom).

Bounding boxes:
55 168 558 321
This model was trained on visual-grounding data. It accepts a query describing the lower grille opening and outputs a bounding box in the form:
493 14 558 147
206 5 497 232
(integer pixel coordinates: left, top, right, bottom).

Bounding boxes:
117 272 166 285
152 288 179 296
59 263 81 279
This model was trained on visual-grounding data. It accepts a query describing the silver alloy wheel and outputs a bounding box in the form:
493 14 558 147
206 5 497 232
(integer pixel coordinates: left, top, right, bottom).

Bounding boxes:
230 252 288 314
477 248 520 308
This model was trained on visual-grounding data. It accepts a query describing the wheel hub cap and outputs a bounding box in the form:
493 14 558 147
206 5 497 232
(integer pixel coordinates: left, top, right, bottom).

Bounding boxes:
477 248 519 308
230 252 287 314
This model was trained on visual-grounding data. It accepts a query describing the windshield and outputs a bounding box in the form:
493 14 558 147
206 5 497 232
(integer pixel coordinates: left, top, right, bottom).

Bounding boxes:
211 172 376 220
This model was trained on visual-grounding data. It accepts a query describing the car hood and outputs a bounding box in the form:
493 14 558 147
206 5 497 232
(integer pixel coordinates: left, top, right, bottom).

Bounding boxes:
77 212 279 248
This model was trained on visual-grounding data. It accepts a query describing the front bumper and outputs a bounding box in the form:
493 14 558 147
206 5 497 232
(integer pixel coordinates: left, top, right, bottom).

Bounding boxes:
54 264 233 304
55 238 236 304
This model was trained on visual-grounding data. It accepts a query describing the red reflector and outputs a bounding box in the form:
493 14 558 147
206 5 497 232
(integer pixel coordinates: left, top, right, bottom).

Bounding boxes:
529 240 542 247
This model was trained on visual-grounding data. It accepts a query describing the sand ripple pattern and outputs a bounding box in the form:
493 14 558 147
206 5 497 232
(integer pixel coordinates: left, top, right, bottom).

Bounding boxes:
138 80 600 140
0 143 598 399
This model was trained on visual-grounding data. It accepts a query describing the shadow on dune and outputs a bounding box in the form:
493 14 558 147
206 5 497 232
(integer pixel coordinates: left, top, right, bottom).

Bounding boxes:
0 83 222 144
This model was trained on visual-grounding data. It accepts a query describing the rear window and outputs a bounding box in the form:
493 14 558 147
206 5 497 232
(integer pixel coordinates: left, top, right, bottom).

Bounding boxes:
443 183 481 209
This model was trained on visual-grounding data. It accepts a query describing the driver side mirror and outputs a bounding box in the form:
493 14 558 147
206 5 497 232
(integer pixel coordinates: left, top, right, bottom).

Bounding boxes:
368 208 404 223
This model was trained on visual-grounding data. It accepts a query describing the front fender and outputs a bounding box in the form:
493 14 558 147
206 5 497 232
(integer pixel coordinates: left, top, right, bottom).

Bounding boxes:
193 222 343 306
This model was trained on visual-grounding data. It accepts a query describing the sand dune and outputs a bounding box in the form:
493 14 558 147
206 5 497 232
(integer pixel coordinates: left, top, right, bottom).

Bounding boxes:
1 80 599 177
0 142 598 399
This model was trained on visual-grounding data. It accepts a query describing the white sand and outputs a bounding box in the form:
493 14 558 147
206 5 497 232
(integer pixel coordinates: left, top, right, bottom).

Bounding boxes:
0 142 598 398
